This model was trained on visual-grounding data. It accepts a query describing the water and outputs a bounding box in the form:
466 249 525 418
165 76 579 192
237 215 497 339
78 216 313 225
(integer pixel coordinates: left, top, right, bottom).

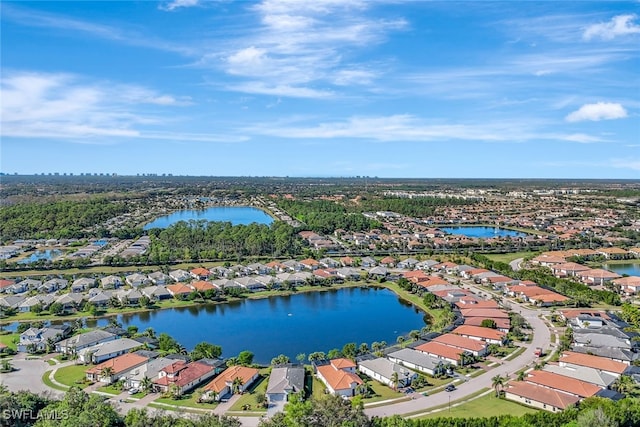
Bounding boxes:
17 249 63 264
9 287 426 364
143 206 274 230
440 226 528 238
603 263 640 276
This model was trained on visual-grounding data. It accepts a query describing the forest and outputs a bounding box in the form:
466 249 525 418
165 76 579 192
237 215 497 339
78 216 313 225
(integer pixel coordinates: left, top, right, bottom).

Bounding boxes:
0 199 130 241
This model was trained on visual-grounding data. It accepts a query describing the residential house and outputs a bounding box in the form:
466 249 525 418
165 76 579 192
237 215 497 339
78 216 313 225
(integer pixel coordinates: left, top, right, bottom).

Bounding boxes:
148 271 170 285
18 295 54 312
451 325 506 345
266 365 305 404
576 269 622 286
316 359 363 398
358 358 416 389
202 365 260 401
101 275 123 289
299 258 320 270
523 370 602 398
387 348 447 376
125 273 148 288
559 351 629 377
368 266 388 279
88 291 111 307
141 285 172 301
154 360 217 396
596 247 629 260
16 279 42 293
169 269 191 282
17 326 68 353
166 284 194 299
319 258 340 268
551 262 590 278
39 278 68 293
56 330 117 354
54 293 85 313
542 364 617 388
126 357 177 390
336 267 361 281
189 280 217 293
414 341 464 366
397 258 419 269
78 338 142 364
612 276 640 295
71 277 95 293
190 267 211 280
431 333 489 357
85 353 149 384
379 256 397 268
235 277 267 292
117 289 143 306
505 381 579 412
360 257 377 268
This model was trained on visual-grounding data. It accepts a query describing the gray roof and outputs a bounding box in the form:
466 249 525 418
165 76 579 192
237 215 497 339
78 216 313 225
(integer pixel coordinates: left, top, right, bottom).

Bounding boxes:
543 364 617 387
358 357 413 380
570 346 638 362
80 338 141 358
573 333 631 349
130 357 176 383
57 329 115 349
387 348 445 370
266 366 305 395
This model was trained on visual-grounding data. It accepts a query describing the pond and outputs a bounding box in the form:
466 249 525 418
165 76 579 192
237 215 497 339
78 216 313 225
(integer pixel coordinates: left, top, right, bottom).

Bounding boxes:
603 262 640 276
17 249 63 264
143 206 274 229
34 287 425 364
440 226 528 238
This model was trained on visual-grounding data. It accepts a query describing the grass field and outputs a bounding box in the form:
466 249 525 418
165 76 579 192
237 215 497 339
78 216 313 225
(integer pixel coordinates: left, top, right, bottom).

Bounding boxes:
42 370 70 391
98 384 124 395
155 391 218 410
417 392 539 419
484 252 539 265
54 364 91 388
0 333 18 351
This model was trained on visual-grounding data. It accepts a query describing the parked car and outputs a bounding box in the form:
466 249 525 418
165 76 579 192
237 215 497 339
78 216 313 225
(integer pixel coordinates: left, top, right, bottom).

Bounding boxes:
128 388 139 395
445 384 456 392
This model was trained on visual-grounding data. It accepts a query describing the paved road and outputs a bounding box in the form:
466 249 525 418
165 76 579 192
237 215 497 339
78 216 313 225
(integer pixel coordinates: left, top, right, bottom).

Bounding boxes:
1 354 66 399
509 258 524 271
365 294 550 418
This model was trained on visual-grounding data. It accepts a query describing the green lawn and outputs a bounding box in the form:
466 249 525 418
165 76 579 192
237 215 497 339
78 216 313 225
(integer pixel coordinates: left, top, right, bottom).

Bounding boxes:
362 380 405 403
98 384 124 395
417 392 539 419
0 333 18 351
54 364 91 388
42 370 69 392
155 391 218 410
311 376 327 400
229 374 269 412
484 252 538 265
503 346 526 361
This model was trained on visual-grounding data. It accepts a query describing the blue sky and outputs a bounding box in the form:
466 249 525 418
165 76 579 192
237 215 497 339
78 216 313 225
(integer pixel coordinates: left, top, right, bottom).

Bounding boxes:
1 1 639 178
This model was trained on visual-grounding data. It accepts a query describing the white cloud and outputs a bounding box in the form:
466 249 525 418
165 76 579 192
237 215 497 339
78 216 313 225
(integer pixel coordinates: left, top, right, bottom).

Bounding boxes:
583 14 640 40
0 71 194 140
562 133 607 143
565 102 628 122
200 0 406 98
610 159 640 171
159 0 199 12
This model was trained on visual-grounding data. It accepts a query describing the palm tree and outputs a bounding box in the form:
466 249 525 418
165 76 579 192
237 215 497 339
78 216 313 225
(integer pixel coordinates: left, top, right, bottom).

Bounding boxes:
517 371 526 381
612 375 636 395
491 374 505 397
391 371 400 391
168 383 181 399
0 383 8 395
100 366 114 383
232 377 244 395
144 327 156 339
141 376 153 393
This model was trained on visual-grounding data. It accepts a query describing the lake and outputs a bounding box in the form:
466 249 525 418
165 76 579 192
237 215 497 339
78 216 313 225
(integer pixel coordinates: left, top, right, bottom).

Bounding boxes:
143 206 274 229
17 249 63 264
80 287 425 364
440 226 528 238
604 262 640 276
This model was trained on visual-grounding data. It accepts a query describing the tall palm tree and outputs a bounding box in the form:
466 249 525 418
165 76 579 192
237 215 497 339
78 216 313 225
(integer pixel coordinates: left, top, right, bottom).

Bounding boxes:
391 372 400 391
491 374 505 397
141 376 153 393
232 377 244 395
612 375 636 395
100 366 114 383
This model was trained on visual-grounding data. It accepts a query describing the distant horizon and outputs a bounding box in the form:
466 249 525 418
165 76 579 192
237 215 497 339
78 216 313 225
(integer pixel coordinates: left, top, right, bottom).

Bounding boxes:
2 1 639 178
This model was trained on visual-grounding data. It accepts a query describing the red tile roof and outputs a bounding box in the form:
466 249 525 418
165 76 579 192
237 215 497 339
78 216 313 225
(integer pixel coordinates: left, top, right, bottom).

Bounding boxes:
154 361 214 388
203 365 259 393
506 381 580 410
452 325 505 341
560 351 628 374
432 334 487 352
525 370 601 398
415 341 463 361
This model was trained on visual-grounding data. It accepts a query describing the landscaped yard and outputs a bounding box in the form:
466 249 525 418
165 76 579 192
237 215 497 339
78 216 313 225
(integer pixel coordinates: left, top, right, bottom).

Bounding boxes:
98 384 124 395
362 380 405 403
417 392 538 419
42 370 69 391
229 374 269 412
54 364 91 388
0 333 18 351
484 251 538 265
155 391 218 410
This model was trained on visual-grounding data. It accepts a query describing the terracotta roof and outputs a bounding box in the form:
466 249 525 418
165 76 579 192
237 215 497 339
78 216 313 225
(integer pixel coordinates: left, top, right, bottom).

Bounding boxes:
166 284 193 295
86 353 148 376
613 276 640 286
506 381 580 410
486 275 515 283
0 279 15 289
432 334 487 352
460 308 509 319
552 262 590 272
415 341 463 361
560 309 610 320
597 247 628 254
203 365 259 393
455 298 499 309
190 281 215 291
525 370 601 398
317 364 362 391
331 358 356 369
577 269 622 279
299 258 320 266
154 361 214 388
560 351 628 374
452 325 505 341
190 267 210 276
464 317 511 330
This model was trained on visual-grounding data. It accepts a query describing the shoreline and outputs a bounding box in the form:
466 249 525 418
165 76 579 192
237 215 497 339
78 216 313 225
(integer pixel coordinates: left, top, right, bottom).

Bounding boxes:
0 280 431 327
